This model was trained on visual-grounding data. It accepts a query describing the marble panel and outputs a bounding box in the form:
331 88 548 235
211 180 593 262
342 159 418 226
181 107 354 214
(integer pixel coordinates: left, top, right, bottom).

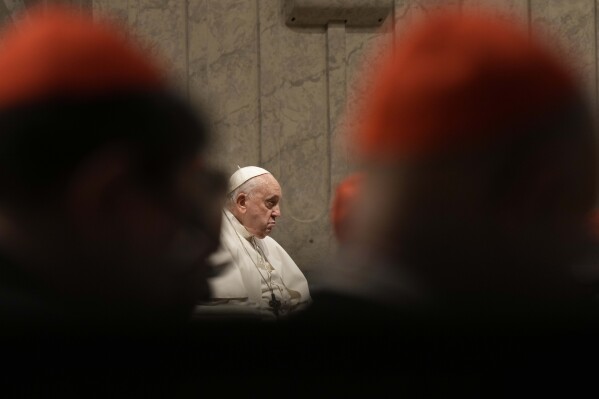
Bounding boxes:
327 22 346 253
188 0 260 174
461 0 529 23
92 0 128 23
0 1 14 26
531 0 596 104
2 0 27 24
66 0 92 10
259 0 330 271
341 17 394 178
328 22 347 197
42 0 91 9
127 0 188 92
394 0 460 38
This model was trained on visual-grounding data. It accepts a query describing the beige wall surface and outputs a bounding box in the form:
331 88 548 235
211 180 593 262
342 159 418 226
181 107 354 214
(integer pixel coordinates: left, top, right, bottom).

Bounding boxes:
1 0 596 275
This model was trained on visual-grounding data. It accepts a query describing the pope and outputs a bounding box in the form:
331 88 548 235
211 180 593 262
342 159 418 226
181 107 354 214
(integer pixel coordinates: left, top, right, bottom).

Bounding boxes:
197 166 311 319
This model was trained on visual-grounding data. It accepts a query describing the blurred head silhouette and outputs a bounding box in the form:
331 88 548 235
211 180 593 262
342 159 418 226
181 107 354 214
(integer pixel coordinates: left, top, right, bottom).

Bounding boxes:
0 5 225 328
331 172 365 245
353 10 596 303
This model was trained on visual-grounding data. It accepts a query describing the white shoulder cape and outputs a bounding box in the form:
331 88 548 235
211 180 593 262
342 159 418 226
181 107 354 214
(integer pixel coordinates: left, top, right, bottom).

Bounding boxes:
207 210 311 306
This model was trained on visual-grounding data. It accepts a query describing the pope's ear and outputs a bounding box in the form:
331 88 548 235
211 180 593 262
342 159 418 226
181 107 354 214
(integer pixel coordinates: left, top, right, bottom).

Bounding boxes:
236 193 247 211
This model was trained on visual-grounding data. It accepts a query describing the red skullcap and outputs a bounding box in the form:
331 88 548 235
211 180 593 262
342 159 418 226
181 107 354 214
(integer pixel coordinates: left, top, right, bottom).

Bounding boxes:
0 5 166 108
331 172 365 243
358 11 580 161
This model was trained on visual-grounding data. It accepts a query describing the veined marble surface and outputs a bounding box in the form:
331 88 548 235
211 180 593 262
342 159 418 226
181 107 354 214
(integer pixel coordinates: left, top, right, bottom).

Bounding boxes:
1 0 595 272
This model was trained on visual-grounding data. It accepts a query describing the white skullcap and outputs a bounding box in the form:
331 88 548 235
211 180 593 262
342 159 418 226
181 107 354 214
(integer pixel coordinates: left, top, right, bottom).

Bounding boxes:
228 166 271 194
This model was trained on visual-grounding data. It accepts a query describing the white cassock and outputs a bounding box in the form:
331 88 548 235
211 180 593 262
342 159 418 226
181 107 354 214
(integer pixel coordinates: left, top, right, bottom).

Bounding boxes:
196 209 311 320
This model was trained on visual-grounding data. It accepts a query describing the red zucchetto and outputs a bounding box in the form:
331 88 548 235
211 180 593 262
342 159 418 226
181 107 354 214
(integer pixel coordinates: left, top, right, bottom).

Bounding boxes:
357 10 580 161
0 5 166 109
332 172 365 244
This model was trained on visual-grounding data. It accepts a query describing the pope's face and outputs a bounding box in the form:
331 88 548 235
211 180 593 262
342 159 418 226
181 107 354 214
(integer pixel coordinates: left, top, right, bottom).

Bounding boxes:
241 174 282 239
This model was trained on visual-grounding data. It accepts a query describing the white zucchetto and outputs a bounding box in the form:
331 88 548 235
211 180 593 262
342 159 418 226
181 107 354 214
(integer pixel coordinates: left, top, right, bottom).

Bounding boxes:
228 166 271 194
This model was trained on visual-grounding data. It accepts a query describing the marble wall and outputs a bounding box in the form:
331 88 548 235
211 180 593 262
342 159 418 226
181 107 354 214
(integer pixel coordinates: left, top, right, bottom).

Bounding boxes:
0 0 596 274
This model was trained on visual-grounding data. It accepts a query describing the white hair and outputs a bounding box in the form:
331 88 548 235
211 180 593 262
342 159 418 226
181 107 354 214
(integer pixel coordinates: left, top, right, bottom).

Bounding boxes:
227 174 269 210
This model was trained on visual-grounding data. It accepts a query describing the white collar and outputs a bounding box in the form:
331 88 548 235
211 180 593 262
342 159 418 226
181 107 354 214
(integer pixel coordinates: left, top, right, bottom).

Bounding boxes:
224 209 255 241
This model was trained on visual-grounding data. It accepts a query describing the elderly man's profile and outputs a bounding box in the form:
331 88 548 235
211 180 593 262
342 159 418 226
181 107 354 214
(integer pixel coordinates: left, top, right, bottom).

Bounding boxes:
196 166 311 319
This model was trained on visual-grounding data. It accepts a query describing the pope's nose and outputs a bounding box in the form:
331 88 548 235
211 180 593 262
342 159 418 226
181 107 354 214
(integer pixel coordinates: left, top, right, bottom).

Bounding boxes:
271 204 281 218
